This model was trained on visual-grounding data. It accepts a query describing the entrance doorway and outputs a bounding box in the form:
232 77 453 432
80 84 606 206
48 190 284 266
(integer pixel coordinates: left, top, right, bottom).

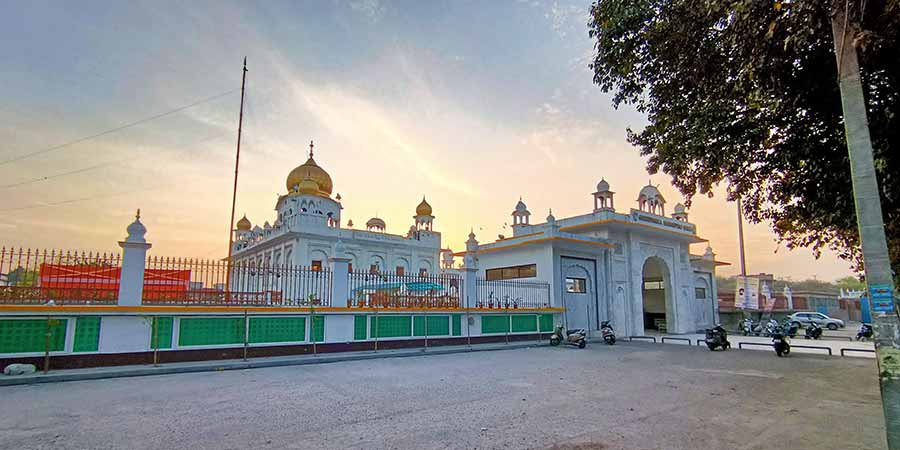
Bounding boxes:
641 257 672 332
561 257 597 331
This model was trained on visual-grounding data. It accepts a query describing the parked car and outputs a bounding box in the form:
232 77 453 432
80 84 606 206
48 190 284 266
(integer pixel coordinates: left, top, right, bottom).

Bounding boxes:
788 312 845 330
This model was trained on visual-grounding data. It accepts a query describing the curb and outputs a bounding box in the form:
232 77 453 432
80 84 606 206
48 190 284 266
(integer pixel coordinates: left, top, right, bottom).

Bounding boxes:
0 341 546 386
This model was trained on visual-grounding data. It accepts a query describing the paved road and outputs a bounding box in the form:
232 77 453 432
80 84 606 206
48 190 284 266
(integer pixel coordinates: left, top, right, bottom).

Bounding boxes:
0 343 887 450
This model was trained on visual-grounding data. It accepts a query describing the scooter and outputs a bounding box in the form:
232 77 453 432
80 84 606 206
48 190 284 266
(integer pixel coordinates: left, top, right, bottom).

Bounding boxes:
763 319 779 337
740 318 756 336
804 321 823 340
704 324 731 351
856 323 874 341
780 318 799 338
600 320 616 345
550 325 586 349
772 327 791 357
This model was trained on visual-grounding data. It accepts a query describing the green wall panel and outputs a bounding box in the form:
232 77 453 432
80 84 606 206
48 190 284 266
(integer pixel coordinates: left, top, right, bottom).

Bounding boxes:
179 318 244 346
0 319 67 353
311 316 325 342
539 314 555 332
353 315 368 340
452 314 462 336
249 317 306 344
73 317 101 352
151 317 174 349
511 315 538 333
481 315 510 334
413 316 450 337
370 315 412 338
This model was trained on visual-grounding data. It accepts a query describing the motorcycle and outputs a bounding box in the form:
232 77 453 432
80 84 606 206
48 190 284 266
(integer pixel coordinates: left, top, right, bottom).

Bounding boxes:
780 318 799 338
740 318 756 336
600 320 616 345
772 327 791 357
762 319 779 337
704 324 731 351
550 325 586 349
856 323 874 341
804 321 823 340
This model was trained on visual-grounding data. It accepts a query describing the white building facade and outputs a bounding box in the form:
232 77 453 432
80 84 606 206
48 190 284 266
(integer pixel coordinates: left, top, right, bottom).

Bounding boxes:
453 180 727 336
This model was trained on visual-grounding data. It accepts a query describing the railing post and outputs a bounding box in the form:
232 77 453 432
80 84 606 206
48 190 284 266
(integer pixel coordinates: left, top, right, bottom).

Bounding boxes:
117 210 152 306
329 241 350 308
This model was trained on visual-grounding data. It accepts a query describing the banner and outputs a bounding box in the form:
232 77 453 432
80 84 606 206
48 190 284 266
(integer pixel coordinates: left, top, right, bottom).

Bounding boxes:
735 275 759 310
39 264 190 292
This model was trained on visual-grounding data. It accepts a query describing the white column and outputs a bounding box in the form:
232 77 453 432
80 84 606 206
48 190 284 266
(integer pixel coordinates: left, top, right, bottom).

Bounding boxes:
117 210 151 307
329 240 350 308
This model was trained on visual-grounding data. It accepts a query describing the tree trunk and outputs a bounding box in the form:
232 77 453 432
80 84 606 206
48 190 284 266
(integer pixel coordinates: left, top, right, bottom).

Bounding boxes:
831 2 900 448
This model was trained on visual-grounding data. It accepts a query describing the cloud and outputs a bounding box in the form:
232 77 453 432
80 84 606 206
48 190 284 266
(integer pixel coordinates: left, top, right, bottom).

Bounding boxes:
349 0 386 23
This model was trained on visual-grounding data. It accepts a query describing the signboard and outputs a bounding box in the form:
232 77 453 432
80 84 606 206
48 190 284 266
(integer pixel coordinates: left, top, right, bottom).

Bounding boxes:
870 284 896 313
735 276 759 310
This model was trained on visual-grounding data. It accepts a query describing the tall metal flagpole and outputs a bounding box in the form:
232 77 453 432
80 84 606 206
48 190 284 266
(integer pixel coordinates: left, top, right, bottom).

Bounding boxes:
226 57 248 298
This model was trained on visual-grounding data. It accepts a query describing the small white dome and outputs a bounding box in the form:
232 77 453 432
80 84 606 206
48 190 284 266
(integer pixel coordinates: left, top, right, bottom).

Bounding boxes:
515 199 528 212
674 203 686 214
366 217 386 229
638 184 665 202
596 178 610 192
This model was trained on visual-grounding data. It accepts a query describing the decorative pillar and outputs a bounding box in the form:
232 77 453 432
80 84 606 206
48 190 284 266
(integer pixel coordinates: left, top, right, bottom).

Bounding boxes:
329 239 350 308
117 210 151 307
463 230 479 308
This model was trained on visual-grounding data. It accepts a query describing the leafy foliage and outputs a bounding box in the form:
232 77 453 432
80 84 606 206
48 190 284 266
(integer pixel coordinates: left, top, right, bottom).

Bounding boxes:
588 0 900 280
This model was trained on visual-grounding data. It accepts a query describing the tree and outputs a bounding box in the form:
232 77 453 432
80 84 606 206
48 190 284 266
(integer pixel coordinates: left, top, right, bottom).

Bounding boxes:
587 0 900 281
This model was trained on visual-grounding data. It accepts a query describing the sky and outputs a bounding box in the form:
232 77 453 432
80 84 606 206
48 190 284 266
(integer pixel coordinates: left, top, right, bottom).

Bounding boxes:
0 0 855 281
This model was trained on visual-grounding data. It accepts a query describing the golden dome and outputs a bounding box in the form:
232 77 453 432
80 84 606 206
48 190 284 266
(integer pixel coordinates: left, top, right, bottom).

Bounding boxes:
416 197 432 216
286 144 333 196
296 177 320 195
236 215 252 231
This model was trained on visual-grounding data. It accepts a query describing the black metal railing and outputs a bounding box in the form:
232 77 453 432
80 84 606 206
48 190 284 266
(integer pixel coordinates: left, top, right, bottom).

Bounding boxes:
474 278 551 309
347 270 461 308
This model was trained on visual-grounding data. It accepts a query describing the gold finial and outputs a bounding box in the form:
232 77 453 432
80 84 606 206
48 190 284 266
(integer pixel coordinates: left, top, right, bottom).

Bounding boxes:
309 140 314 158
136 209 141 220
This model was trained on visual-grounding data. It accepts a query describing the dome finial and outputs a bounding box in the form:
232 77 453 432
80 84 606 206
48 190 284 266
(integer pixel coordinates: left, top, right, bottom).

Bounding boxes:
309 140 315 158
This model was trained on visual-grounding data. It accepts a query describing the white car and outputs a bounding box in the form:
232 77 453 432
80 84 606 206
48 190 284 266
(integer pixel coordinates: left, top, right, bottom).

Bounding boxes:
788 312 845 330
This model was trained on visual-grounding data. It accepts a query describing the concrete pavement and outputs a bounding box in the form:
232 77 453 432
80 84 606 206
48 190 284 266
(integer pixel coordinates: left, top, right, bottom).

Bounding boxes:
0 341 886 450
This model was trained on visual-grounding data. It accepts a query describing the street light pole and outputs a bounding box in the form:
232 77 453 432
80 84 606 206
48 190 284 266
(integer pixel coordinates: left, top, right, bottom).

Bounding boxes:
831 2 899 447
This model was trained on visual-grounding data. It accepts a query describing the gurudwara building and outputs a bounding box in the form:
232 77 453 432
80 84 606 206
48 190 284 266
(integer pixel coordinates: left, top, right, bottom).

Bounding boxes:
231 142 441 277
232 142 726 337
454 180 728 336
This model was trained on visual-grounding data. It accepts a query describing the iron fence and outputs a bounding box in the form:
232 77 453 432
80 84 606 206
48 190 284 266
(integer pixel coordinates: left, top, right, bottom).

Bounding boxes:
0 247 121 305
347 270 461 308
474 278 551 309
142 257 332 306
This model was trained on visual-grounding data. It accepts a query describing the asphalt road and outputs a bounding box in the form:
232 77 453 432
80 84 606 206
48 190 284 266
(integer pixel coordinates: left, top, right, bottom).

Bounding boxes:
0 342 887 450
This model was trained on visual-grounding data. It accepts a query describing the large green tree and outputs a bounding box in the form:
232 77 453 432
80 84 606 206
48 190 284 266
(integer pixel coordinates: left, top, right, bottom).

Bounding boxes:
588 0 899 280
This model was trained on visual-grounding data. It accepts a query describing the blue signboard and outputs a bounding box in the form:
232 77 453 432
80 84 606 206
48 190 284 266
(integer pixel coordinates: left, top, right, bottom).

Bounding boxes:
869 284 896 313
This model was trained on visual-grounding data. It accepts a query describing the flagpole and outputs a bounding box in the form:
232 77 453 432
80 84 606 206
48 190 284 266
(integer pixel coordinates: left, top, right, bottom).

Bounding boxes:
226 57 248 299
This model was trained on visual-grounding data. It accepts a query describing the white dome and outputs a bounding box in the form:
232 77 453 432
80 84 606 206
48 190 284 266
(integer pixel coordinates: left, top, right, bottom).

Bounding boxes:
596 179 610 192
515 199 527 212
674 203 686 214
638 184 664 202
366 217 386 229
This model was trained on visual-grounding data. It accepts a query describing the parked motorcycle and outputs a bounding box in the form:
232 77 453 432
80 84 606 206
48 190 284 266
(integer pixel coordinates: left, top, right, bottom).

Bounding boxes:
780 318 799 338
772 327 791 357
804 321 823 340
550 325 586 349
740 318 756 336
600 320 616 345
763 319 779 337
704 324 731 351
856 323 874 341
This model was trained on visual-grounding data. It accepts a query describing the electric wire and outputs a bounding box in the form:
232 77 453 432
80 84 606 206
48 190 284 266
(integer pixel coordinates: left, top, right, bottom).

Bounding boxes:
0 88 239 167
